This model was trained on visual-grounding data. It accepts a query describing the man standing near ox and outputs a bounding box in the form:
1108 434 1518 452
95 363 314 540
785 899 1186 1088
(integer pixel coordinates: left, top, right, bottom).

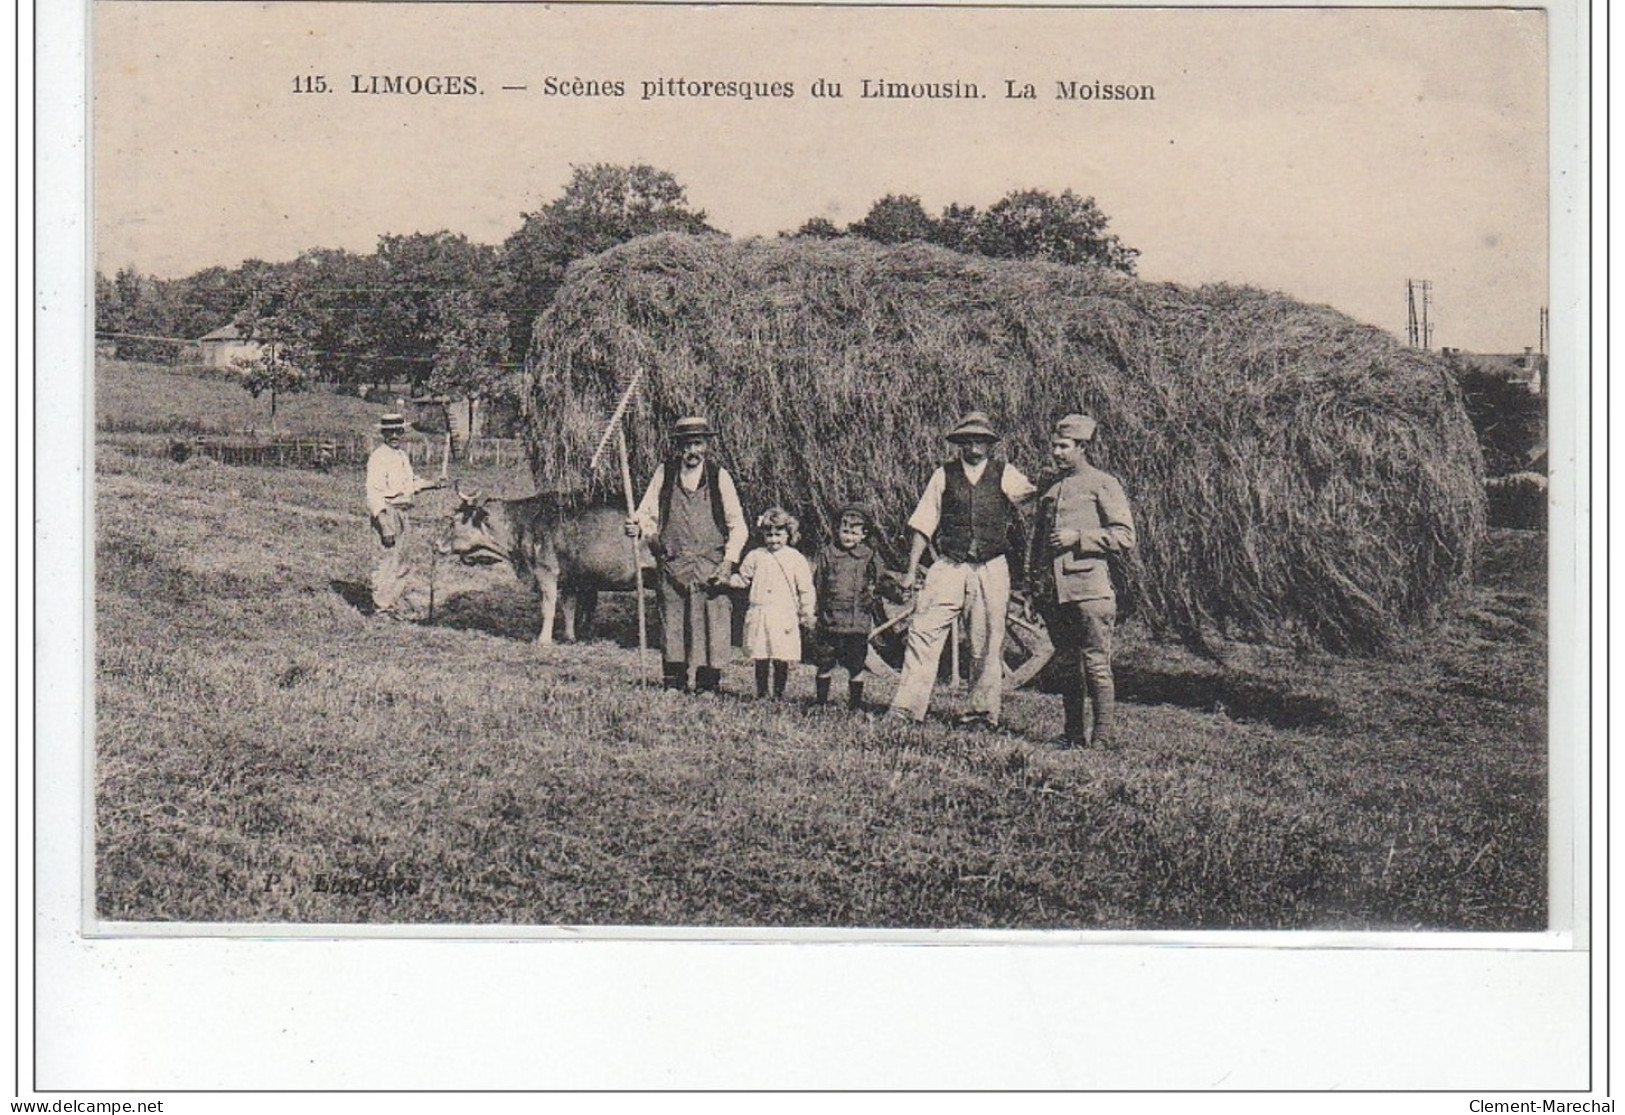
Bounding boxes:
365 412 443 620
1029 413 1136 747
888 411 1036 728
626 416 749 694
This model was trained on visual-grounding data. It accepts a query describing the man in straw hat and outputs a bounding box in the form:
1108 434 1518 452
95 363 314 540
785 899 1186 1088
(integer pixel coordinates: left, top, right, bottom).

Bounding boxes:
365 412 444 620
888 410 1036 728
626 415 749 694
1029 413 1136 747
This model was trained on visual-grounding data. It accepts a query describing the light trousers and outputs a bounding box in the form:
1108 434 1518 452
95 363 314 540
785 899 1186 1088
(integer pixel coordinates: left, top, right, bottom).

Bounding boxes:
371 507 414 614
889 555 1010 723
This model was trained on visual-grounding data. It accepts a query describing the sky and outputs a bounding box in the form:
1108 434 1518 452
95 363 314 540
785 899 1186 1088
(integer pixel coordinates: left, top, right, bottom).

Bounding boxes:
93 2 1550 352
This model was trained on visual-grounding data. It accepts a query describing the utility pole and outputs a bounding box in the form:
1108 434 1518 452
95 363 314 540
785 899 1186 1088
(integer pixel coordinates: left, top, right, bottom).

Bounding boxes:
1406 279 1434 350
1539 306 1548 358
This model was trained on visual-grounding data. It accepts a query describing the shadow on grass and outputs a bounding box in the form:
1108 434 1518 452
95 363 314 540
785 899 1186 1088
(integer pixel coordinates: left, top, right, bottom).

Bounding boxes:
329 579 374 616
1111 661 1346 731
425 587 655 650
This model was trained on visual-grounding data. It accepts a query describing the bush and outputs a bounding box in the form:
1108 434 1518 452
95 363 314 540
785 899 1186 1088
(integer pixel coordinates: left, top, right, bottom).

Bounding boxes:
1450 359 1547 476
1485 473 1547 532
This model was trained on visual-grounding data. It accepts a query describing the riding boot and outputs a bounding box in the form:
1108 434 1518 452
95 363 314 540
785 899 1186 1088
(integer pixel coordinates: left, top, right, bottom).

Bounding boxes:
695 666 723 694
847 679 865 711
1090 678 1117 748
1060 690 1089 745
755 661 771 699
815 676 832 704
662 661 689 692
772 661 789 698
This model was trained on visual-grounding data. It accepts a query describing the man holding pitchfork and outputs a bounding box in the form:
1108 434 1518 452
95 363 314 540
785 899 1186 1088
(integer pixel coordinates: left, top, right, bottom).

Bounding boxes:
624 416 750 694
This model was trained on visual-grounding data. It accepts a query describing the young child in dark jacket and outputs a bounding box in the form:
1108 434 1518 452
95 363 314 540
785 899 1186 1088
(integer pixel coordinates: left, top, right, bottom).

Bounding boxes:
811 504 885 710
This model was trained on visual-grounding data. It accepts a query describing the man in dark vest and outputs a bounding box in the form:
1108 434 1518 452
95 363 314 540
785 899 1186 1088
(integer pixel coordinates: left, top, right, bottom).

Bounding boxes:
1029 413 1136 746
888 411 1036 727
626 416 749 693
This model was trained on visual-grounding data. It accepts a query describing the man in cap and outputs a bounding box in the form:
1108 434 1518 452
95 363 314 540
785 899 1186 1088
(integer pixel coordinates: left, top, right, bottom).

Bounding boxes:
888 411 1036 728
365 412 444 619
1029 414 1136 746
626 416 749 693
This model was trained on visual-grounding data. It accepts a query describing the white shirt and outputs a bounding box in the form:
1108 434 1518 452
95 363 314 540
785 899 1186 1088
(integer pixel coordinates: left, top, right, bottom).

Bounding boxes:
365 444 433 517
906 459 1037 539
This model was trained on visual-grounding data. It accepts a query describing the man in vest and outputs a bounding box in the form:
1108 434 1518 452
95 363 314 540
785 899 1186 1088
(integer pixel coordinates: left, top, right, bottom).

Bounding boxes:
626 416 749 693
365 412 443 620
1029 413 1136 746
888 411 1036 728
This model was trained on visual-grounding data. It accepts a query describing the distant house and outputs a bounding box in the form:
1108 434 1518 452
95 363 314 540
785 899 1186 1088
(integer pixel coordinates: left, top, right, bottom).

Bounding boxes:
1441 347 1545 396
197 323 263 370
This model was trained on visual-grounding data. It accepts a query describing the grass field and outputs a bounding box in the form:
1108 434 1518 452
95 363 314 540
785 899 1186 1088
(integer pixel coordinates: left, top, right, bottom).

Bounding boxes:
94 363 1548 929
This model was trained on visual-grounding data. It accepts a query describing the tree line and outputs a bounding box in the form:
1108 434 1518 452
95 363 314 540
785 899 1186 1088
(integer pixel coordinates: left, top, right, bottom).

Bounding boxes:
96 166 1139 411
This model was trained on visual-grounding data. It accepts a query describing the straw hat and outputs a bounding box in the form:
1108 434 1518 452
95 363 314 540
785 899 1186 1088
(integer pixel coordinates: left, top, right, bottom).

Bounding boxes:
668 416 718 440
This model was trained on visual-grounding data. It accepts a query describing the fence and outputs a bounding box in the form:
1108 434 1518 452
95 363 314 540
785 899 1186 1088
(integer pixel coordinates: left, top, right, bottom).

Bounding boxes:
175 434 527 471
460 438 527 469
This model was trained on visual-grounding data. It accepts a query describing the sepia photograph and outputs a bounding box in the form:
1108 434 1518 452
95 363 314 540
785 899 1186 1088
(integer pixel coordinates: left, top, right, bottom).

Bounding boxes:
87 0 1565 940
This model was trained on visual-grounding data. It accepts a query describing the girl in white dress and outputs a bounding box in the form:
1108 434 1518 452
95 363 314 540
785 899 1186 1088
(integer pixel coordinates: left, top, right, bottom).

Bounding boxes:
730 507 817 699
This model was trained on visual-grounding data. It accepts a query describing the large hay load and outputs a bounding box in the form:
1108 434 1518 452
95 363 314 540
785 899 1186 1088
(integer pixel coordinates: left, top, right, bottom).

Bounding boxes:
524 234 1484 652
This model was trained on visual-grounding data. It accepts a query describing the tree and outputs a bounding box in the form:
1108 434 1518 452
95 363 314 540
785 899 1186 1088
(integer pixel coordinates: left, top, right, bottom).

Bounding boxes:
786 187 1140 274
96 266 186 362
419 291 515 455
227 250 380 388
1445 353 1547 477
161 262 274 342
968 188 1139 274
501 164 712 358
367 232 504 393
846 194 937 245
232 267 320 428
232 345 309 431
931 203 982 254
785 216 843 240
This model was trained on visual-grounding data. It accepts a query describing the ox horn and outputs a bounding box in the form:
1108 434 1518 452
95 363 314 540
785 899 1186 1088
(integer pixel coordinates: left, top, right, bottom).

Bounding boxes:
453 480 482 504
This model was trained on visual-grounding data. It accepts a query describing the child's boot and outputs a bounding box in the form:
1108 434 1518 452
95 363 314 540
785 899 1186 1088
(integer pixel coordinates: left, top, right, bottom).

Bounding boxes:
848 679 865 711
772 661 789 698
754 661 771 699
815 676 832 704
662 661 689 692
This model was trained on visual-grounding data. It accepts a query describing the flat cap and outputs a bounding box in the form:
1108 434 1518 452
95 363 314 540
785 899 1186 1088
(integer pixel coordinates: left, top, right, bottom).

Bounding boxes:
946 411 1000 443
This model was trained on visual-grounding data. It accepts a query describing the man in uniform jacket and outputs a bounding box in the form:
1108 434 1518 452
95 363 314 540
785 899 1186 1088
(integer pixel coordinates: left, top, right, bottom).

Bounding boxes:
626 415 749 693
365 412 443 619
888 411 1036 728
1029 413 1136 746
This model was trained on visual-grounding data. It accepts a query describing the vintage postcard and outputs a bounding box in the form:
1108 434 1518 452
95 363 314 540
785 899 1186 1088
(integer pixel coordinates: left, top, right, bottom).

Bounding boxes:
38 0 1593 1091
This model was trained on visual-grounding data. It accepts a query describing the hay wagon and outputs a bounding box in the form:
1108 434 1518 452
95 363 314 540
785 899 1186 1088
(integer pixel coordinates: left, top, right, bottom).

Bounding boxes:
527 233 1486 655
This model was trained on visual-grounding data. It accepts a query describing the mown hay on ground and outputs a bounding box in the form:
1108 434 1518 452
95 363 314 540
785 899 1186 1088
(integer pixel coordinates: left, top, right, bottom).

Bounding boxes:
523 234 1485 652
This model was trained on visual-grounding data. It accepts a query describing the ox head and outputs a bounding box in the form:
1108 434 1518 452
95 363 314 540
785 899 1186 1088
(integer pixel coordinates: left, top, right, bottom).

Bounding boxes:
437 481 512 566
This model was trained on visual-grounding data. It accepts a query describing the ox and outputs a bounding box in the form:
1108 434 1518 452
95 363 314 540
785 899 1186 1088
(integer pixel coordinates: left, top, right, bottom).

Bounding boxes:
438 484 655 645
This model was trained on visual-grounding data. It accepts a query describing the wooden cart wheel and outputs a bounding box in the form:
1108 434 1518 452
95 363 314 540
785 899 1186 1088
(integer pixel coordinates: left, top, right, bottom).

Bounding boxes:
1001 605 1055 691
865 598 1054 691
865 598 911 678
